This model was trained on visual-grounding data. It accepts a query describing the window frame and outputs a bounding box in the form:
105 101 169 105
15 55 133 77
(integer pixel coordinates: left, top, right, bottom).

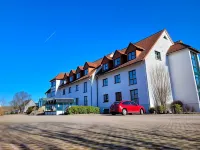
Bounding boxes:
130 89 139 104
155 51 161 60
103 94 109 103
75 98 79 105
84 96 88 106
83 82 87 93
114 57 121 67
103 63 109 71
69 76 74 82
114 74 121 84
62 89 65 95
76 73 80 79
76 85 79 91
129 70 137 85
69 87 71 93
128 51 136 61
103 78 108 86
115 92 122 101
84 69 88 75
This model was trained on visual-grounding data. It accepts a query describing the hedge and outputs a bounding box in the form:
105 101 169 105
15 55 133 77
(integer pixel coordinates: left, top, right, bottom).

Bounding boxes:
66 106 100 115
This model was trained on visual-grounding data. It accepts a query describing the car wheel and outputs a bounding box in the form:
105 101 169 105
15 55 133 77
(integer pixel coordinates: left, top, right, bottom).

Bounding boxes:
140 109 144 115
111 113 116 115
122 109 127 115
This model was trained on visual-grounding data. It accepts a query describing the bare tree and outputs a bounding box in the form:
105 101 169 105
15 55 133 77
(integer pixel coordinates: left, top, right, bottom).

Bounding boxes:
0 98 5 115
10 91 31 113
149 65 171 112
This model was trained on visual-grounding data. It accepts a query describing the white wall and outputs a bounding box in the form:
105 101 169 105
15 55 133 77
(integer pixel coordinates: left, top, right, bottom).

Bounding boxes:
97 62 150 112
57 71 98 107
145 31 174 107
24 100 36 113
168 49 200 112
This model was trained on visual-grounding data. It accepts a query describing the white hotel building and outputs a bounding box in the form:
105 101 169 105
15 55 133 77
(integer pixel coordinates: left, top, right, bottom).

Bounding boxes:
45 29 200 113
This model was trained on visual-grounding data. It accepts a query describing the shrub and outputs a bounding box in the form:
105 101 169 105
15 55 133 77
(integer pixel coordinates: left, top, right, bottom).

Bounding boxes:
171 100 183 113
156 105 165 114
66 106 100 115
149 107 156 114
174 104 183 114
26 106 35 114
191 106 195 112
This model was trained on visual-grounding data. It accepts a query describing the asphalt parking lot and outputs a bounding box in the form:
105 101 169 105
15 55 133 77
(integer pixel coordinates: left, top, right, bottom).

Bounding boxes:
0 114 200 150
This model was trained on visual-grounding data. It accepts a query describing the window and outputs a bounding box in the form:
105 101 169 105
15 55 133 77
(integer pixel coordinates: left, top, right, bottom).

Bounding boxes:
76 73 80 79
84 69 88 75
63 80 67 84
84 82 87 93
76 85 79 91
84 96 88 106
103 63 109 71
115 92 122 101
130 89 139 104
114 74 121 83
103 78 108 86
75 98 79 105
114 58 121 67
103 94 109 103
129 70 137 85
122 101 131 105
155 51 161 60
51 81 56 87
128 51 136 61
191 52 200 98
163 35 168 40
63 89 65 95
69 87 71 93
70 76 73 82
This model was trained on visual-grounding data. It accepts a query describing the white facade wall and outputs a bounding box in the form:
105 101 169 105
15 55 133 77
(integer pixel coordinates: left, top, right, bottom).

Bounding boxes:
57 71 98 106
24 100 36 113
145 31 174 107
168 49 200 112
97 62 149 112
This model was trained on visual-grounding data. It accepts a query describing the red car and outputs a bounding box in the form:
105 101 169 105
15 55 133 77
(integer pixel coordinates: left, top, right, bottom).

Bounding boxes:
110 100 145 115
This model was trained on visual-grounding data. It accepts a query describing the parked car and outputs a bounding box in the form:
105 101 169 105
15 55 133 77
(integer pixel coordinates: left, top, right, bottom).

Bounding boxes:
110 100 145 115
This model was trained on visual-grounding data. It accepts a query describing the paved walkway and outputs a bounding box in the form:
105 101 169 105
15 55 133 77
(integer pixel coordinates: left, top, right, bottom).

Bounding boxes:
0 114 200 150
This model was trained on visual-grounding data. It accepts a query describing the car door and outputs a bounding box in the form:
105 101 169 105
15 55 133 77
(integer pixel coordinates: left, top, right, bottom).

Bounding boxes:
122 101 132 113
131 101 140 113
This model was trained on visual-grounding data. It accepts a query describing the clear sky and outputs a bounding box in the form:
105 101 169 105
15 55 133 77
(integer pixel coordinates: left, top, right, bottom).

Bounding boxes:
0 0 199 104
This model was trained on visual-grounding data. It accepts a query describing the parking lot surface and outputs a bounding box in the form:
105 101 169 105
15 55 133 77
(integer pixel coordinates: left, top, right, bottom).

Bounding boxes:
0 114 200 150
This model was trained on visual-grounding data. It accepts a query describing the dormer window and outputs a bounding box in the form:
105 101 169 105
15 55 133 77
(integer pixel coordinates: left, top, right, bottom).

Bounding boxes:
128 51 136 61
63 80 66 84
114 58 121 67
76 73 81 79
103 63 108 71
84 69 88 75
70 76 73 82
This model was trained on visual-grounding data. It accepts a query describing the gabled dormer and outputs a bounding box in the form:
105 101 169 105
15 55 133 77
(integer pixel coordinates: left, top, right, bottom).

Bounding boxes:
112 50 127 67
76 66 84 79
83 62 97 76
125 43 145 61
101 54 113 72
63 73 69 84
69 70 76 82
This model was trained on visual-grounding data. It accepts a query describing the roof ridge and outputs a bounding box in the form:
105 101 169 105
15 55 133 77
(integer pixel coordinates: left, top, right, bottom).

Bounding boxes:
134 29 165 44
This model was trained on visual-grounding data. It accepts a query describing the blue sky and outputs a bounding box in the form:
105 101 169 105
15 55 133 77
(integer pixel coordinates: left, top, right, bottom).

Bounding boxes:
0 0 199 104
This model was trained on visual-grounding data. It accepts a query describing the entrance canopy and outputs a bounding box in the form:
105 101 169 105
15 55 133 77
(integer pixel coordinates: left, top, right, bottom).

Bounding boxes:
46 98 74 104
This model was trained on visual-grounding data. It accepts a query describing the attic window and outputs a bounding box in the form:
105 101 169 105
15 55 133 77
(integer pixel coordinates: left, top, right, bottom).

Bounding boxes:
163 36 168 40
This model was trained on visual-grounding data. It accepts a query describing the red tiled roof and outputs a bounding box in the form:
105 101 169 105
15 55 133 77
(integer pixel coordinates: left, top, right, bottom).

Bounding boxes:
50 73 66 82
167 41 199 55
55 29 165 86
